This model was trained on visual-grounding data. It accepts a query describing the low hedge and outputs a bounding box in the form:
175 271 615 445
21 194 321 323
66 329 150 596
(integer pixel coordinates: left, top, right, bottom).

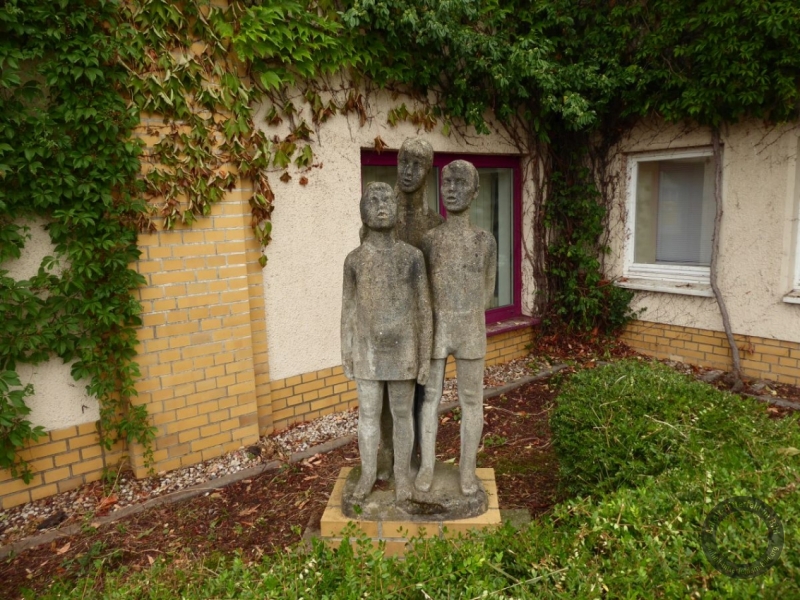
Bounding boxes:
550 359 777 496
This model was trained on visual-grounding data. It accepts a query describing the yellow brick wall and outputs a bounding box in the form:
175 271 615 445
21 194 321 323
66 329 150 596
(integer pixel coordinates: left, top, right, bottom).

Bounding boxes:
0 424 124 510
128 180 262 477
270 325 535 432
622 320 800 386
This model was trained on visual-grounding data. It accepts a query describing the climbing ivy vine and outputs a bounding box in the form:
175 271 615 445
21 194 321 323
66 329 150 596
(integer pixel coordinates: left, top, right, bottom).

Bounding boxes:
0 0 151 480
2 0 800 481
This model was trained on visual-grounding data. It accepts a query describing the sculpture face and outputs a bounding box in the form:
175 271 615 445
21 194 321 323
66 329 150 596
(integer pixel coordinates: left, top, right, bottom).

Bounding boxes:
361 184 397 230
397 150 430 193
441 162 478 214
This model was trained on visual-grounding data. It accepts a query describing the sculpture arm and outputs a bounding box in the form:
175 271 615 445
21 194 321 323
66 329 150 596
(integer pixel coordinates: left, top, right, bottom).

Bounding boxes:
484 233 498 309
341 256 357 380
414 253 433 386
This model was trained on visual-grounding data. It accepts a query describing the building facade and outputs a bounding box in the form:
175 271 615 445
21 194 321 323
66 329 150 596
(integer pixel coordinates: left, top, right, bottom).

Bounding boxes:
608 120 800 383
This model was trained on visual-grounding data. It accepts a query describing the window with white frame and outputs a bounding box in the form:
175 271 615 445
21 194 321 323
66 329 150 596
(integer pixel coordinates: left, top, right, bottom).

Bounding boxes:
625 148 717 287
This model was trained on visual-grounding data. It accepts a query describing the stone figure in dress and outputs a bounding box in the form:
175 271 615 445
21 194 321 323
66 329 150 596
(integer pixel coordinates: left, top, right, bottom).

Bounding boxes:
416 160 497 496
341 182 433 502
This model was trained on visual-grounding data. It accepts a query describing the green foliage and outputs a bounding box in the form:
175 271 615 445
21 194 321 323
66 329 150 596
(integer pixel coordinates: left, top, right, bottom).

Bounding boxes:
117 0 274 236
341 0 626 136
0 0 154 472
544 168 636 334
550 360 790 497
0 370 45 482
613 0 800 126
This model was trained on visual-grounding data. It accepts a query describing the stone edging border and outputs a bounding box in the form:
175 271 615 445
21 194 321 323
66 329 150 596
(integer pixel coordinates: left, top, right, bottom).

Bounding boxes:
4 361 798 559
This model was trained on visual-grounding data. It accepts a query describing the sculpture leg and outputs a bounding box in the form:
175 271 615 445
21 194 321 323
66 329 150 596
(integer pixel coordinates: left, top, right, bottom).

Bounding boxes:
376 386 393 480
457 358 484 495
353 379 382 500
387 379 416 502
415 358 446 492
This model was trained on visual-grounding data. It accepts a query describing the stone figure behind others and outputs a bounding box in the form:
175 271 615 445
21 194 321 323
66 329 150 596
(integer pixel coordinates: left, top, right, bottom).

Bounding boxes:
417 160 497 496
365 138 443 480
341 182 433 502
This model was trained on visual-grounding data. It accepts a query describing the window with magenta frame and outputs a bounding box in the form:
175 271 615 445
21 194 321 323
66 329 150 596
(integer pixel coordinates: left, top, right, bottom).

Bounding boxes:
361 150 522 324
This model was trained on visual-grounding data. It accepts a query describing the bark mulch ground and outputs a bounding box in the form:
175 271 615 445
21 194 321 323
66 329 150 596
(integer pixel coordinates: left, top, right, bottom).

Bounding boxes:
0 380 560 600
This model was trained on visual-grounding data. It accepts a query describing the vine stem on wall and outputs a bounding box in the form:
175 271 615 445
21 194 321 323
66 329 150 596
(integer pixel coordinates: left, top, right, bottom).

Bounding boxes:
710 129 743 386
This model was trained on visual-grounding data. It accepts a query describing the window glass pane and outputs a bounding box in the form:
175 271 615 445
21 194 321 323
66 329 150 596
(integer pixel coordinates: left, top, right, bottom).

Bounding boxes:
473 168 514 308
634 162 658 263
361 165 439 213
634 157 714 266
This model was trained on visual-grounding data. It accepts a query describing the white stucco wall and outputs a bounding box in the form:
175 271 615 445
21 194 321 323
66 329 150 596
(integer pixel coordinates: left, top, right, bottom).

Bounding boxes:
257 87 533 381
2 218 97 431
606 120 800 342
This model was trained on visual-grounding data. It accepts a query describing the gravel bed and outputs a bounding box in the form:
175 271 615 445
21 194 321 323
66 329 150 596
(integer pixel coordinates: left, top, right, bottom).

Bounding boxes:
273 409 359 454
0 354 544 548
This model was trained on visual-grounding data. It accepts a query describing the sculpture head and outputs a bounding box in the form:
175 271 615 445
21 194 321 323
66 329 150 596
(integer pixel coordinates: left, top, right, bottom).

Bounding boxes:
397 138 434 193
441 160 479 214
360 182 397 231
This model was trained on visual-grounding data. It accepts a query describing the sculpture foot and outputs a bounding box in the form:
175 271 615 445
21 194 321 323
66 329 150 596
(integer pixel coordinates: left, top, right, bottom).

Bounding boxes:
395 479 413 503
352 473 376 501
414 465 434 492
460 468 479 496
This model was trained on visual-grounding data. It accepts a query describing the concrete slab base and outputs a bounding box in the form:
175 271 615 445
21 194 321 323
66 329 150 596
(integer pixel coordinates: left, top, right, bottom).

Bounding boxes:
320 467 501 557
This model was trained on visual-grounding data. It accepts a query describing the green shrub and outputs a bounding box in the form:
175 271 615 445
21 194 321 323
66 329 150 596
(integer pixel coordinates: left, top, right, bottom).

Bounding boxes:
550 359 771 496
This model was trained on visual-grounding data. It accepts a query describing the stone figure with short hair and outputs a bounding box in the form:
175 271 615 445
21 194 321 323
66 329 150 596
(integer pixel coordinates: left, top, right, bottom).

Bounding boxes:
416 159 497 496
341 182 433 502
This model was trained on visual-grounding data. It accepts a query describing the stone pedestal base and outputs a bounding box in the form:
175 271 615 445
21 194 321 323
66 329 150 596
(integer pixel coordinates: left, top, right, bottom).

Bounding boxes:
320 467 501 557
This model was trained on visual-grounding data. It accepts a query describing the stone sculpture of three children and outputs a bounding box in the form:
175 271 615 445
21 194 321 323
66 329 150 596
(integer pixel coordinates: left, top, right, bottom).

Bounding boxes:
341 138 497 506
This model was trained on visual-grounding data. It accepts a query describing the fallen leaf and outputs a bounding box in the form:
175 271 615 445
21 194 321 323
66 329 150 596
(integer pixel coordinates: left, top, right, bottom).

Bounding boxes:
777 447 800 456
147 555 155 565
299 176 308 186
280 171 291 183
55 542 71 555
97 493 118 512
238 506 258 517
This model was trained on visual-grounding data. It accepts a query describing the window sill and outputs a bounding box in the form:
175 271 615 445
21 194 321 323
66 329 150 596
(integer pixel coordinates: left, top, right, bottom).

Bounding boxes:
616 277 714 298
486 315 540 337
782 290 800 305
